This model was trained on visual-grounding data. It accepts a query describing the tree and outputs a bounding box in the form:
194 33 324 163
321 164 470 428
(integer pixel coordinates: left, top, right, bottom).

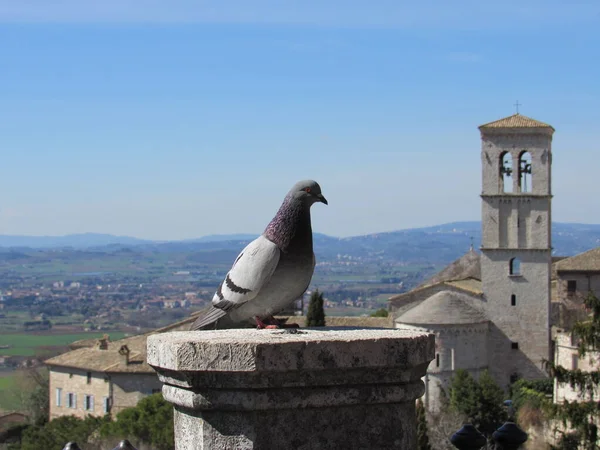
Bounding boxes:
19 394 173 450
100 393 174 450
448 369 507 437
427 389 468 450
306 290 326 327
22 367 50 426
416 398 432 450
370 308 389 317
546 291 600 449
21 415 109 450
476 370 509 436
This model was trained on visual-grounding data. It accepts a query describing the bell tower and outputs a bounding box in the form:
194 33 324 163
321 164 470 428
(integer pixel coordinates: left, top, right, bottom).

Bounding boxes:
479 113 554 387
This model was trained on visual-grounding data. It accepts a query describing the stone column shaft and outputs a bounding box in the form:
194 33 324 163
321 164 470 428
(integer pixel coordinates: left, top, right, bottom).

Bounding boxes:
147 328 434 450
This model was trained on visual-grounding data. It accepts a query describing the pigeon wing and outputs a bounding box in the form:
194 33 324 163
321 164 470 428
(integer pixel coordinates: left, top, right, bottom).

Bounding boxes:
211 235 281 311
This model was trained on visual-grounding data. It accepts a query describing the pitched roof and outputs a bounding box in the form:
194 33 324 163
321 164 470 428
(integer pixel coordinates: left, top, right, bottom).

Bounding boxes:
479 113 554 131
396 290 488 326
45 315 198 374
555 247 600 272
417 248 481 289
445 278 484 295
388 278 483 305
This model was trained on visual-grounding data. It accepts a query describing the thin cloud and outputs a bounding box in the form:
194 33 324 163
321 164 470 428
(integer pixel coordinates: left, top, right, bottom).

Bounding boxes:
0 0 598 29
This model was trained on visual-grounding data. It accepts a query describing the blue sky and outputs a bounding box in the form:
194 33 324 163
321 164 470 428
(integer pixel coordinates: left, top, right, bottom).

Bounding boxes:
1 1 599 240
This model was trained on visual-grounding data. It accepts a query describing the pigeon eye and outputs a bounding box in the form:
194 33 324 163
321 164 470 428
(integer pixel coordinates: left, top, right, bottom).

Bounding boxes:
305 187 311 193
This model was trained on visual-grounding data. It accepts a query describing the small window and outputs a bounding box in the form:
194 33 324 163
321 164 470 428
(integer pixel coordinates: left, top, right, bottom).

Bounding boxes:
518 151 532 193
103 397 111 414
87 372 92 384
571 333 578 347
84 395 94 411
567 280 577 293
436 353 440 367
511 294 516 306
572 354 579 370
500 152 513 193
509 258 521 276
511 342 519 350
67 393 76 408
56 388 62 407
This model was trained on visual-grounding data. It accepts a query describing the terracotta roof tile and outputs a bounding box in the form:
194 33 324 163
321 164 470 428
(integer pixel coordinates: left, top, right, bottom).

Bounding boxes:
45 315 197 373
479 113 554 130
555 247 600 272
396 290 488 325
417 249 481 288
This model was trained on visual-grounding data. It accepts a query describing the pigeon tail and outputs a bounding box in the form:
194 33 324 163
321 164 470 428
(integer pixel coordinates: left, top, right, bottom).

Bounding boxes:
190 305 256 330
189 305 229 331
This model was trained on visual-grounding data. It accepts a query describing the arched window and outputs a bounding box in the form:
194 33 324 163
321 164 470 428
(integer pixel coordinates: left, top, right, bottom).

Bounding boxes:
509 257 521 275
500 152 513 193
518 151 532 193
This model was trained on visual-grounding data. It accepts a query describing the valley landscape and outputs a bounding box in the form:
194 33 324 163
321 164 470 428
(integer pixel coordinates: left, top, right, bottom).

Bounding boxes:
1 220 600 412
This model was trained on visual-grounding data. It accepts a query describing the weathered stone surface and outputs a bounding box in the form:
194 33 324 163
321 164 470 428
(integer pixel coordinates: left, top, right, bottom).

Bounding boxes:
147 327 434 449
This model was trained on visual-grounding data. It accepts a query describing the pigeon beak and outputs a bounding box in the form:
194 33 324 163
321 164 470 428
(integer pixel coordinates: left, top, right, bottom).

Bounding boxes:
317 194 328 205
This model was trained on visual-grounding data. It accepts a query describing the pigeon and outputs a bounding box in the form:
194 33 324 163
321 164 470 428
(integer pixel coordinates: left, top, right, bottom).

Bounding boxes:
190 180 328 331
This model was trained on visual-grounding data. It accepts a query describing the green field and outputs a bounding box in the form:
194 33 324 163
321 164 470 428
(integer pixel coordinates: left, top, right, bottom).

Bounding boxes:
0 371 23 411
0 332 128 356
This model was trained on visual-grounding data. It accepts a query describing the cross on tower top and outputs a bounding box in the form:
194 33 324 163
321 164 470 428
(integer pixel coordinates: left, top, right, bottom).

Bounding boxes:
514 100 522 114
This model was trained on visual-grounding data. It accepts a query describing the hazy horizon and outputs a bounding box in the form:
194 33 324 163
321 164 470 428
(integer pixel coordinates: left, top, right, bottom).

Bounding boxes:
1 219 600 242
1 1 599 240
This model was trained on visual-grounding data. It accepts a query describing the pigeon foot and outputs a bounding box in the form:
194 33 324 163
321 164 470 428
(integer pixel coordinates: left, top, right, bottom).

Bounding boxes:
255 316 279 329
255 316 300 329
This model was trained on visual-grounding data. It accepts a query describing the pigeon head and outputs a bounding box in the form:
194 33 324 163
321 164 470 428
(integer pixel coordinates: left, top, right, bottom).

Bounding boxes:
264 179 327 251
289 180 328 206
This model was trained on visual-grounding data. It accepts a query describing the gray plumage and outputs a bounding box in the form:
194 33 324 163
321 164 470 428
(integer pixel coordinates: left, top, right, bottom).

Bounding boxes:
190 180 328 331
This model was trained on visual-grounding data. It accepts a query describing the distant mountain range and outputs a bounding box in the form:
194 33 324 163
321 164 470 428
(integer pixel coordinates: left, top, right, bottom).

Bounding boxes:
1 222 600 264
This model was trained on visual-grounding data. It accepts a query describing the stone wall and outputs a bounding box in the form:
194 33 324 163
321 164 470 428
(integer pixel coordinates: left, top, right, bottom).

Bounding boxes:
554 331 600 403
481 250 551 388
49 367 109 419
555 271 600 310
48 367 163 419
398 322 489 411
480 130 552 197
110 373 163 415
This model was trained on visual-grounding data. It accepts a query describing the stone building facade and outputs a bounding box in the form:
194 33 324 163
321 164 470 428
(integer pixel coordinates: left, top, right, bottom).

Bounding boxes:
553 330 600 403
396 290 489 411
45 319 191 420
551 250 600 404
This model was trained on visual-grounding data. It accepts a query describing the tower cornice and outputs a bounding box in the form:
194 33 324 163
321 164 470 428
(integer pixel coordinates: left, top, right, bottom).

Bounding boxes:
480 194 553 199
480 247 553 252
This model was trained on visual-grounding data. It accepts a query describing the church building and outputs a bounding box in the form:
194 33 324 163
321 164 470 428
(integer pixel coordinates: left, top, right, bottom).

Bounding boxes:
390 113 556 410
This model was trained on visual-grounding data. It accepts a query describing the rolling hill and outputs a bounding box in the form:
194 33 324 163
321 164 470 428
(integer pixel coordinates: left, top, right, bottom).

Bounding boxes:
1 222 599 265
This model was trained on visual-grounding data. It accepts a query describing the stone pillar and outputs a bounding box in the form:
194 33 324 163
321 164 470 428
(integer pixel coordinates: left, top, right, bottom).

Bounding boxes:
147 328 434 450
